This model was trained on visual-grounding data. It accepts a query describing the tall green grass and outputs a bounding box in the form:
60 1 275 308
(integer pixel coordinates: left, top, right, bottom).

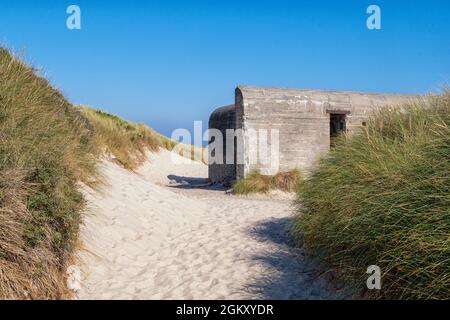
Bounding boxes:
80 107 207 169
0 48 98 299
80 107 176 170
292 93 450 299
0 47 206 299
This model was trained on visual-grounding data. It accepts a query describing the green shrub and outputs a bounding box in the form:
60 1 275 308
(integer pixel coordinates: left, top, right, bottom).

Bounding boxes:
292 93 450 299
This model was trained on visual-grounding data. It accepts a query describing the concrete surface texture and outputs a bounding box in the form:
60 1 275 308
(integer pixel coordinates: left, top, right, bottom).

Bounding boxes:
209 86 420 181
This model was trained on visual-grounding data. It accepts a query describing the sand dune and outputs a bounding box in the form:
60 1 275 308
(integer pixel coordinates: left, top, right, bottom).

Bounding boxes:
75 149 338 299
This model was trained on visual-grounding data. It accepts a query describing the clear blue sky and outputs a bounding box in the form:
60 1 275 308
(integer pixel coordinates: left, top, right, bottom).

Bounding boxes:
1 0 449 139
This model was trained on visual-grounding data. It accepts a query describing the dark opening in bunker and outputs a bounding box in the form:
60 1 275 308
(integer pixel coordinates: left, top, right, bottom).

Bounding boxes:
330 113 347 147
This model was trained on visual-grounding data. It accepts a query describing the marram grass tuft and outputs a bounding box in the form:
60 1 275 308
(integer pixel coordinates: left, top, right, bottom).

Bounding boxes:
292 92 450 299
0 48 98 299
233 169 302 195
0 48 202 299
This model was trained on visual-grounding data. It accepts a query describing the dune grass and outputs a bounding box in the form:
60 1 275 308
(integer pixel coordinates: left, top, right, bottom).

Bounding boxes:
0 48 98 299
80 107 207 169
233 169 302 195
0 48 205 299
292 93 450 299
79 107 176 170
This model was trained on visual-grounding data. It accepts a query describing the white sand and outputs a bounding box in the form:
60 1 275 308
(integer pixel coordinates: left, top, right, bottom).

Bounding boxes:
75 149 339 299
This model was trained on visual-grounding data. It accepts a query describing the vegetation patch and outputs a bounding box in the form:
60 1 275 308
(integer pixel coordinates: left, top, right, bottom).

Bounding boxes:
292 93 450 299
0 48 97 299
0 48 204 299
233 169 302 195
80 107 176 170
80 107 206 169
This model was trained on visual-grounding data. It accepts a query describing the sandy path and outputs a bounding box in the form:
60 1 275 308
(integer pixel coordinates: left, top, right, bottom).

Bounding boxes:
76 150 337 299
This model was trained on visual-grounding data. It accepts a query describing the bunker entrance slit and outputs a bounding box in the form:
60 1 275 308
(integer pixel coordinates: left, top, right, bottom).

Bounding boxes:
330 113 347 147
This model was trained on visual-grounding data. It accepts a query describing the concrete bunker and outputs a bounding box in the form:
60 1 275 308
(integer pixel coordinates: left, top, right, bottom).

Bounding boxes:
208 104 236 182
209 86 419 182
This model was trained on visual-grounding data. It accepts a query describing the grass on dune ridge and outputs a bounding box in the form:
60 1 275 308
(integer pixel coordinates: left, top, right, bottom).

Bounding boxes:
0 48 98 299
0 48 204 299
80 107 207 170
80 107 176 170
292 92 450 299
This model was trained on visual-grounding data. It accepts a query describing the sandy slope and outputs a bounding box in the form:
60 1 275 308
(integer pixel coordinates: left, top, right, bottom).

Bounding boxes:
75 149 338 299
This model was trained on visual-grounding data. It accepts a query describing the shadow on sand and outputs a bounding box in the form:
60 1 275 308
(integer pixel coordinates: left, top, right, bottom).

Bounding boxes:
166 174 227 191
244 217 344 300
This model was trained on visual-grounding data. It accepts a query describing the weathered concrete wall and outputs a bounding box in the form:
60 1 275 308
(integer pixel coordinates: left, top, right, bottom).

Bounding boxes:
235 86 419 179
209 86 420 182
208 104 236 182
